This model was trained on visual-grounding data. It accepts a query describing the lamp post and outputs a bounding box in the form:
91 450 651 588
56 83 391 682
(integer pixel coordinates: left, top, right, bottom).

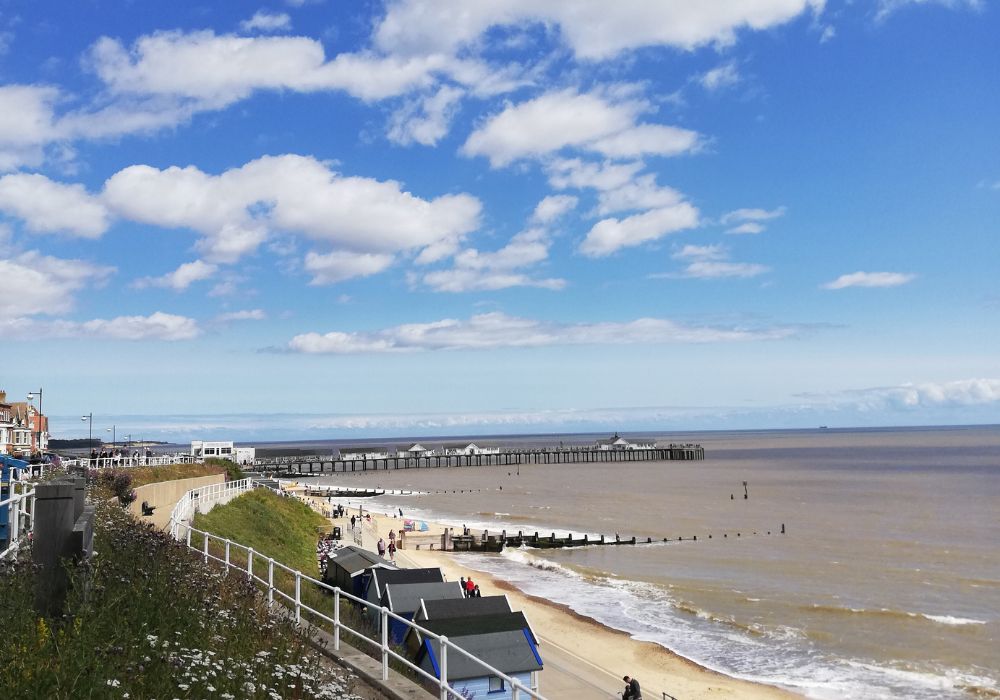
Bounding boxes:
107 426 116 451
81 413 93 447
26 388 42 454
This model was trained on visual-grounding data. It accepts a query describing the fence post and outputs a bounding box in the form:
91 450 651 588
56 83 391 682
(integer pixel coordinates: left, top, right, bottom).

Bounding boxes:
295 570 302 621
439 635 448 700
224 539 231 574
334 588 341 650
269 559 275 604
512 680 521 700
203 532 209 563
186 527 191 549
381 607 389 681
247 548 254 581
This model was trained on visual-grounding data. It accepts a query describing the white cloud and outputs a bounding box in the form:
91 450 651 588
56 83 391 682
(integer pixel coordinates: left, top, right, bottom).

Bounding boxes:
303 251 395 285
387 85 464 146
532 195 578 223
875 0 982 21
726 222 766 235
1 311 200 341
287 311 799 353
594 175 686 216
580 204 699 257
102 154 481 266
87 30 461 104
823 271 916 289
462 89 700 167
666 243 769 279
0 173 110 238
842 378 1000 409
375 1 826 60
0 251 114 318
721 206 787 225
673 244 727 261
546 158 646 192
133 260 219 291
421 206 567 293
240 11 292 33
699 62 741 91
681 261 771 279
216 309 267 322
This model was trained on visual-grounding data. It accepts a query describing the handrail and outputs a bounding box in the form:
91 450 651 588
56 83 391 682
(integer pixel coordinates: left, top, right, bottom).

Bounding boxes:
63 455 199 469
167 479 546 699
1 481 36 559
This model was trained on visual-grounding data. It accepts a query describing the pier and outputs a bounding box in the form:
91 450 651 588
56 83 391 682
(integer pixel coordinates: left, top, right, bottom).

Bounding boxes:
254 444 705 476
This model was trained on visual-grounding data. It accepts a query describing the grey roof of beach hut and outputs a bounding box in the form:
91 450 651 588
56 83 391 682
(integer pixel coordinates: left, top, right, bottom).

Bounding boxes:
418 595 512 621
403 607 536 654
416 629 543 681
366 567 445 604
382 581 464 616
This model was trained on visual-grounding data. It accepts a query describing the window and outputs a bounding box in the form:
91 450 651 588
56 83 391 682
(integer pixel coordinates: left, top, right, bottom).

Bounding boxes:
488 676 505 693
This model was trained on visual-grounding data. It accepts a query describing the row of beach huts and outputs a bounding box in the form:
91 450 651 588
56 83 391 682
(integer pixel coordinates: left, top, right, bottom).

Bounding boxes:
321 544 542 698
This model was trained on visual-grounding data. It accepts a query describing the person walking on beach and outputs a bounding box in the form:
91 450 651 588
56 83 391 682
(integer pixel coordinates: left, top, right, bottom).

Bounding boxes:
622 675 642 700
377 537 386 557
465 577 475 598
387 540 396 562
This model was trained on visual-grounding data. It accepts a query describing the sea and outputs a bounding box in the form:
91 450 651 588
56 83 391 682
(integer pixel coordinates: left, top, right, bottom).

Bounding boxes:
294 425 999 699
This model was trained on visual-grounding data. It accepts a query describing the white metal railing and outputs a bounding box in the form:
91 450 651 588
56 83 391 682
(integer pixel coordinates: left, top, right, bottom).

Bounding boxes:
1 481 36 559
62 455 200 470
167 481 545 700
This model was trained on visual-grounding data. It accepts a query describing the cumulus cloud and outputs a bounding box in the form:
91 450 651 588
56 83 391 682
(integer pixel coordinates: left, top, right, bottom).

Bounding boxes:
831 378 1000 411
721 205 785 234
462 89 700 167
0 251 114 318
594 175 687 216
531 195 578 223
133 260 219 291
699 62 741 91
101 154 481 269
304 251 395 285
374 1 826 60
1 312 200 340
0 173 110 238
387 85 464 146
286 311 798 353
216 309 267 321
580 203 699 257
823 271 916 289
239 11 292 33
546 158 646 192
421 196 570 292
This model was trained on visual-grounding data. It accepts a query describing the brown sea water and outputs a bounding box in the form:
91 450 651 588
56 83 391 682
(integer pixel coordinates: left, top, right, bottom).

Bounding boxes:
313 426 1000 699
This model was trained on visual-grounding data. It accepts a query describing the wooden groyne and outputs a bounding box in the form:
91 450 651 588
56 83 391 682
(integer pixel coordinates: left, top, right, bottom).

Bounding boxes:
255 445 704 476
443 526 785 553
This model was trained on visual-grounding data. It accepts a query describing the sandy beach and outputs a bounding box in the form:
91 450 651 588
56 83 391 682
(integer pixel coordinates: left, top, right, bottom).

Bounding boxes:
296 486 800 700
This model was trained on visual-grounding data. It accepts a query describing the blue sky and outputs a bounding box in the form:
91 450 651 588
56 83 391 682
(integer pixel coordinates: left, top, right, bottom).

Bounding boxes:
1 0 998 441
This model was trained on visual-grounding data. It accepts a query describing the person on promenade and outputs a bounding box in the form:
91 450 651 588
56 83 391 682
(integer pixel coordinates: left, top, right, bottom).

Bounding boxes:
387 540 396 562
622 675 642 699
388 529 396 546
460 577 467 597
473 585 481 598
377 537 386 557
465 577 475 598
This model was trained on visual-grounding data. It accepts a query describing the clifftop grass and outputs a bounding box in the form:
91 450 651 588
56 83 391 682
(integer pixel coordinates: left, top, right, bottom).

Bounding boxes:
193 489 329 575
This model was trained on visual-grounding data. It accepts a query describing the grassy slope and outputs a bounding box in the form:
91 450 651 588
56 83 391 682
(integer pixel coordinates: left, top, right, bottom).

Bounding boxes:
129 462 227 488
193 489 328 575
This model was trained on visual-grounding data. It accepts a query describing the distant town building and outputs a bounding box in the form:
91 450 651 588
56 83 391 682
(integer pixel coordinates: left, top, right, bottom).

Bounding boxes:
190 440 254 463
2 397 47 454
0 393 13 454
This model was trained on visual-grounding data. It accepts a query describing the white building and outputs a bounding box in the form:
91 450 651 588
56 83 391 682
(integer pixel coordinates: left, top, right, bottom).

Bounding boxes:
442 442 500 456
397 443 435 457
191 440 235 459
339 446 390 460
595 434 655 450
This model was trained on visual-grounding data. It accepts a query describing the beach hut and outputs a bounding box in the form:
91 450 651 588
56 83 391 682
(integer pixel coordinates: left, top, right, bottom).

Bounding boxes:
414 621 543 700
380 581 464 642
363 568 445 621
339 446 390 460
397 443 434 457
321 546 395 597
442 442 501 456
